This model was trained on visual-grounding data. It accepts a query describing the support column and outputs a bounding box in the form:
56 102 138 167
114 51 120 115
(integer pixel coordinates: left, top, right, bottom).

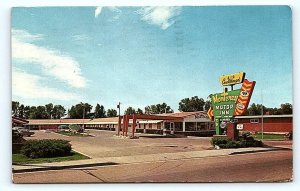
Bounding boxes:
125 115 129 136
132 114 136 137
227 122 238 140
117 116 121 136
162 122 166 135
182 121 186 132
122 115 126 136
215 118 220 135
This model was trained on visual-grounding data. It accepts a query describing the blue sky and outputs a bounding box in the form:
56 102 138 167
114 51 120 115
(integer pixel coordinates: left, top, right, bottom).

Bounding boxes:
11 6 292 113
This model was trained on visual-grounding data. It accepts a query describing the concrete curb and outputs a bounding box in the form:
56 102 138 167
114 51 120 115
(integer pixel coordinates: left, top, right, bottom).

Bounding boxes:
12 147 280 173
13 162 118 173
229 147 290 155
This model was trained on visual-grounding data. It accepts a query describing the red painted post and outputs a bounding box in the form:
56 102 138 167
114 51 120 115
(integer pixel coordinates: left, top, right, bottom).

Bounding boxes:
122 115 126 136
118 116 121 136
125 115 129 136
227 122 238 140
132 114 136 137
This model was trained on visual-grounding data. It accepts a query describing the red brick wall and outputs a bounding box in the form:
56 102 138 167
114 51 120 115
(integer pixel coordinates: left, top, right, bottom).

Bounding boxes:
237 117 292 133
39 125 59 130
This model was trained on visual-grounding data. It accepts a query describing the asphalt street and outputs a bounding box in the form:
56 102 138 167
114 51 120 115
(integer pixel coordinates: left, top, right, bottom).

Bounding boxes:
13 149 292 183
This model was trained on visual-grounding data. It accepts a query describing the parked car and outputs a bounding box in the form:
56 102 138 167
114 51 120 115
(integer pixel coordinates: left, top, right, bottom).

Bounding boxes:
12 127 34 137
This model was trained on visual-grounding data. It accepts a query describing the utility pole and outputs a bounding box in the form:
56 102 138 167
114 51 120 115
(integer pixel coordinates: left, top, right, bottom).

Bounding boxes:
117 102 121 117
82 104 85 131
117 102 121 135
261 89 264 140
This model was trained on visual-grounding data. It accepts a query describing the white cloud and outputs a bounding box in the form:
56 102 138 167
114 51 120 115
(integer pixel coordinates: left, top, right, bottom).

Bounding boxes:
12 29 44 42
12 29 87 88
71 34 91 41
137 7 181 30
12 68 80 101
95 6 122 21
95 6 102 18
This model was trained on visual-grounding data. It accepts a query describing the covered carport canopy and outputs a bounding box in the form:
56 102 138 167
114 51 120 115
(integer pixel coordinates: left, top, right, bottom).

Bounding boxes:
118 114 184 137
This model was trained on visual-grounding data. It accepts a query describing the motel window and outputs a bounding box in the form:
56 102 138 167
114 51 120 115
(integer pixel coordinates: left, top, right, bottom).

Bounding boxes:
185 122 196 131
157 123 161 129
149 124 152 129
175 122 183 131
165 122 171 130
250 119 259 123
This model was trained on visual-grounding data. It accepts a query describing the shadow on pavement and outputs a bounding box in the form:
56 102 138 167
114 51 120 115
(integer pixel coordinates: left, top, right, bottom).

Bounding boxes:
13 162 119 173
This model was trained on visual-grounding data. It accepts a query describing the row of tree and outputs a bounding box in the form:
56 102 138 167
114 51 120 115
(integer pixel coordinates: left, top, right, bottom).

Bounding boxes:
12 101 66 119
12 97 293 119
245 103 292 115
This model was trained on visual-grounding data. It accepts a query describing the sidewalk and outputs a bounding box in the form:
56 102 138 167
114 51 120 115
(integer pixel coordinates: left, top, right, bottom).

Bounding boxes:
12 146 284 173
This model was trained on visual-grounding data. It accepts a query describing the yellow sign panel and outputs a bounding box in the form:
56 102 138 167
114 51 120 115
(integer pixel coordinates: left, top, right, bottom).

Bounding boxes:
219 72 245 86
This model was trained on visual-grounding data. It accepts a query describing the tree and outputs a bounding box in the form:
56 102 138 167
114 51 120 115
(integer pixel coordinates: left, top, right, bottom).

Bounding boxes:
280 103 292 114
35 106 48 119
68 102 93 119
144 103 173 114
24 106 31 119
107 109 118 117
178 96 205 112
137 108 144 114
45 103 54 119
124 107 136 115
18 104 25 118
12 101 66 119
245 103 267 115
94 104 106 118
266 107 281 115
29 106 37 119
204 100 211 111
12 101 20 116
52 105 66 119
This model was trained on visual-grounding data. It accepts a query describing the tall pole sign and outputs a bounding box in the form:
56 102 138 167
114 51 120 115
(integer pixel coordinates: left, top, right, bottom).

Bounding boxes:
208 72 255 135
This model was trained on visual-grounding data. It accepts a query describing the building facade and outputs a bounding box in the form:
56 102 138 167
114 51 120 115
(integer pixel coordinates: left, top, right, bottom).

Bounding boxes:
235 114 292 133
24 112 292 135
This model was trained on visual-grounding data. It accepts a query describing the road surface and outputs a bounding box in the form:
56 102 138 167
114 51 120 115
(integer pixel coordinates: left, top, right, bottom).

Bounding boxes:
13 149 292 183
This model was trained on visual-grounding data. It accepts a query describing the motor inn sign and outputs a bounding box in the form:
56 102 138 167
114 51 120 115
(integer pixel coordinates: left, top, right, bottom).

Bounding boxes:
208 72 256 135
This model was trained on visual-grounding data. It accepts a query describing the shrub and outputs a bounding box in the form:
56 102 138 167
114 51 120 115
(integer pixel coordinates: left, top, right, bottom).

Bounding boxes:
211 137 229 146
69 124 80 132
21 139 72 158
211 137 263 149
12 129 26 154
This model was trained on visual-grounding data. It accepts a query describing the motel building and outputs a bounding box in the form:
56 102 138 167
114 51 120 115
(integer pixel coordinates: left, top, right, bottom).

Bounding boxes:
23 111 292 136
25 111 215 136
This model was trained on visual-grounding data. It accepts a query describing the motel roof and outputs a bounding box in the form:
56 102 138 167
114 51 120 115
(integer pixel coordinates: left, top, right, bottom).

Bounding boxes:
85 117 119 124
25 113 292 126
27 118 92 125
158 111 208 118
235 114 293 119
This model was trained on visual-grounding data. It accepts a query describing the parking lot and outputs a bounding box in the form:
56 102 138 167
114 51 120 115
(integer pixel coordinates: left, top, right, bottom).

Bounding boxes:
25 130 212 158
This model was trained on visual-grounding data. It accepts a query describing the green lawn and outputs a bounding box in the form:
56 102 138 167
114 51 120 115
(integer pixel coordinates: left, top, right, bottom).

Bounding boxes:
57 131 90 137
253 133 285 140
12 151 89 165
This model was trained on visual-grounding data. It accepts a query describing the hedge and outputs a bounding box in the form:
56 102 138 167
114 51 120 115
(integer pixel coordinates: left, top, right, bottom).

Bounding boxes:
211 137 263 149
21 139 72 158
